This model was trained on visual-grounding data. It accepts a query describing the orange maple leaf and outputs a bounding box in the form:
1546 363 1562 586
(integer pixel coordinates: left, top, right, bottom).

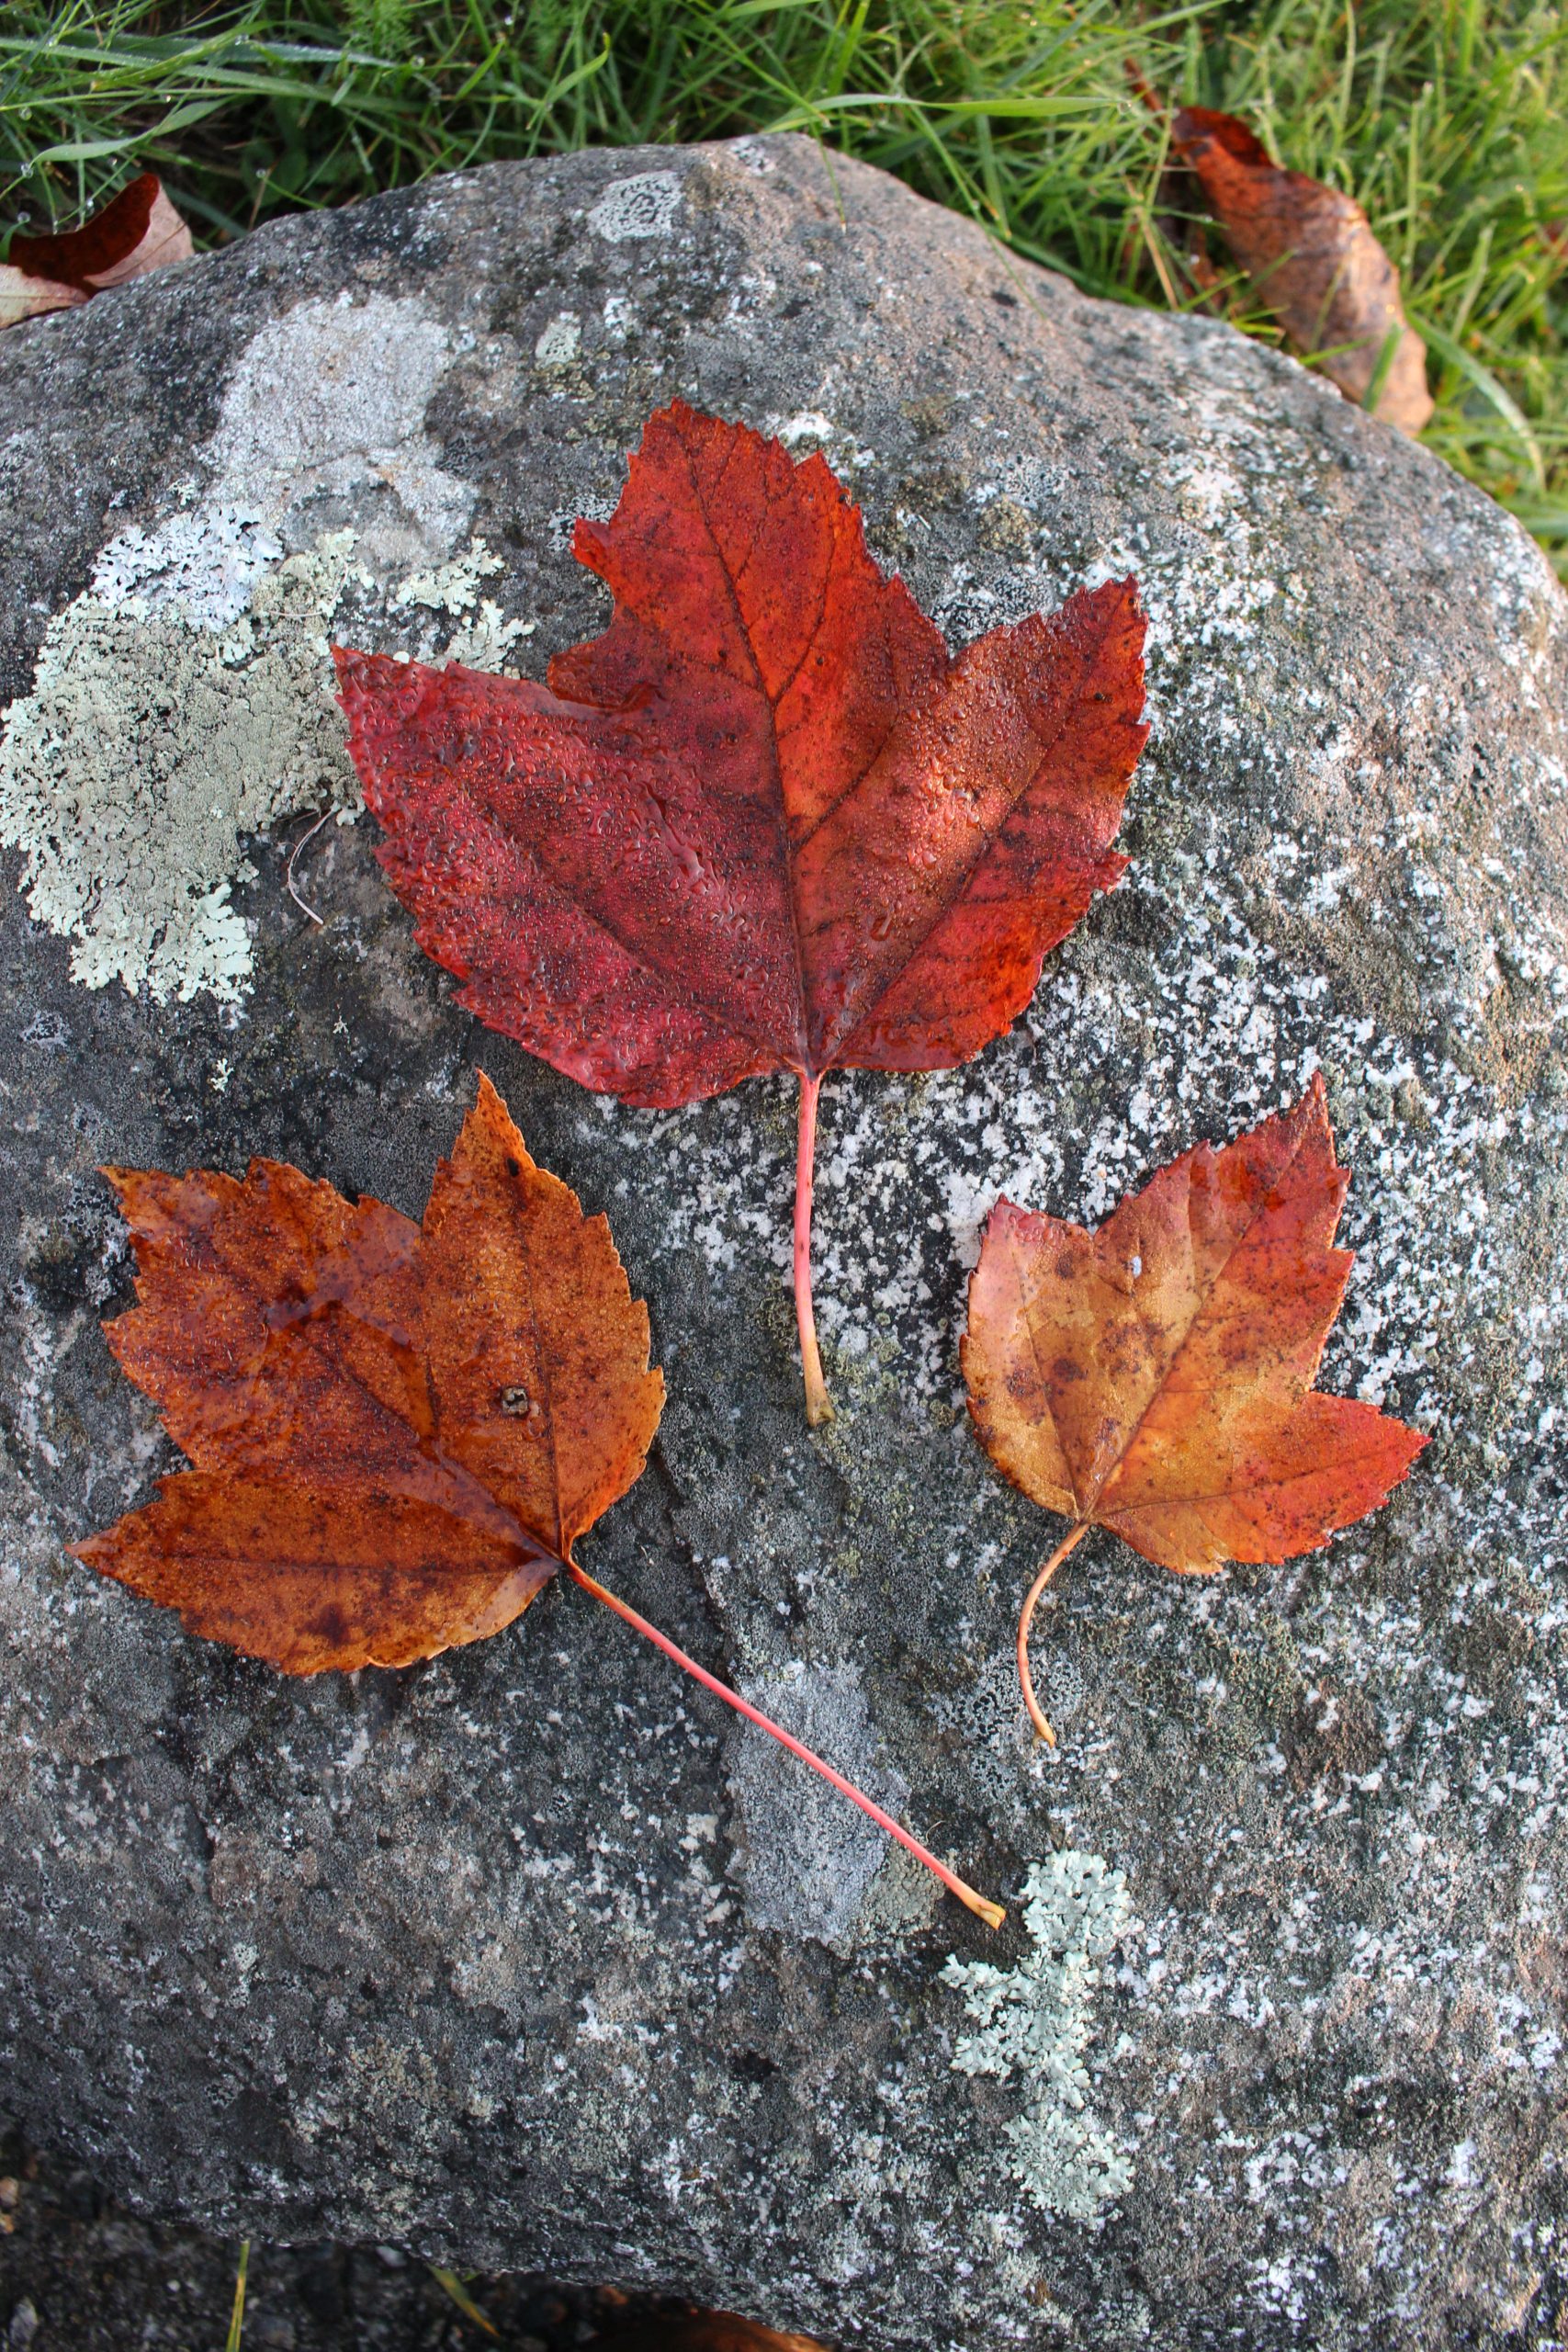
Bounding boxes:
74 1075 1002 1928
962 1076 1427 1742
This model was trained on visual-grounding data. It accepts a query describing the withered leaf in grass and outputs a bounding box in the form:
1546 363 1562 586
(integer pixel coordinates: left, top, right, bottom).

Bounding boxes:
74 1076 1003 1928
963 1076 1427 1741
1168 107 1433 434
1 174 193 331
334 401 1148 1426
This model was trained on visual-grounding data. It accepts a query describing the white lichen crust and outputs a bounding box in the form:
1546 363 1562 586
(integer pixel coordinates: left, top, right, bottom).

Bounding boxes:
943 1850 1134 2222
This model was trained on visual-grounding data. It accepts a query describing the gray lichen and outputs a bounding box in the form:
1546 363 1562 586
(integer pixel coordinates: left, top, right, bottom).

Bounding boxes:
586 171 684 243
728 1661 932 1950
204 291 473 567
943 1850 1134 2221
0 533 362 1001
0 282 501 1004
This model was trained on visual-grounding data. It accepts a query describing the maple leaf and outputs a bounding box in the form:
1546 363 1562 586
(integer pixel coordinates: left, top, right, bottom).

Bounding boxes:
73 1074 1003 1928
0 173 193 331
334 401 1148 1424
962 1076 1427 1743
1164 107 1433 434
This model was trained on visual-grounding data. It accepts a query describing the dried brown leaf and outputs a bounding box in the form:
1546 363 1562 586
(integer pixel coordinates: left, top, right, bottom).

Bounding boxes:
1169 107 1433 434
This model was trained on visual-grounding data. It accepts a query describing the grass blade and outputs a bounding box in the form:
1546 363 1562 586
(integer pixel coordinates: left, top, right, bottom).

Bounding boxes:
225 2241 250 2352
428 2266 500 2336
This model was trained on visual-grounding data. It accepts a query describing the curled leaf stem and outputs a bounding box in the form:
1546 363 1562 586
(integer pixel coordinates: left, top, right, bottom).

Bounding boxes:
284 806 331 926
1017 1521 1091 1747
568 1558 1004 1931
794 1070 834 1427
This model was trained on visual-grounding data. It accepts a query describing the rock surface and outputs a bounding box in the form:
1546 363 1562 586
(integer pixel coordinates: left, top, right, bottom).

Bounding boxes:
3 134 1567 2352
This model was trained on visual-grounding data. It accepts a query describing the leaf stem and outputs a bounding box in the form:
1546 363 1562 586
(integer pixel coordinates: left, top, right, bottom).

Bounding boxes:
795 1070 834 1428
568 1558 1004 1931
1017 1521 1091 1747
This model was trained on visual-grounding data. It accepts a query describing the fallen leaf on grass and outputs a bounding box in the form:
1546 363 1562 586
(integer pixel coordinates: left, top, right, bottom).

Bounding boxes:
0 173 193 330
75 1074 1003 1927
1166 107 1433 433
962 1076 1427 1742
334 401 1148 1426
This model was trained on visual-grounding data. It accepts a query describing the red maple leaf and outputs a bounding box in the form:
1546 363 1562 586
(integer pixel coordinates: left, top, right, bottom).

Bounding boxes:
335 401 1148 1423
963 1076 1427 1742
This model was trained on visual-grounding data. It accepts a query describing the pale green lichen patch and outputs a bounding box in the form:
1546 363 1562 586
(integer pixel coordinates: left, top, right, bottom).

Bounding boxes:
0 519 532 1004
943 1849 1134 2222
390 538 537 671
0 534 363 1002
0 281 505 1004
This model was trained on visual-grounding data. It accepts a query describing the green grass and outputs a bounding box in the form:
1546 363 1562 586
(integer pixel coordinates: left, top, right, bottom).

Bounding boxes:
2 0 1564 568
225 2238 250 2352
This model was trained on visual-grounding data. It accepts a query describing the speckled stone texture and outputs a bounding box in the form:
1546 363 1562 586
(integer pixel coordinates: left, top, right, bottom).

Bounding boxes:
3 134 1566 2352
